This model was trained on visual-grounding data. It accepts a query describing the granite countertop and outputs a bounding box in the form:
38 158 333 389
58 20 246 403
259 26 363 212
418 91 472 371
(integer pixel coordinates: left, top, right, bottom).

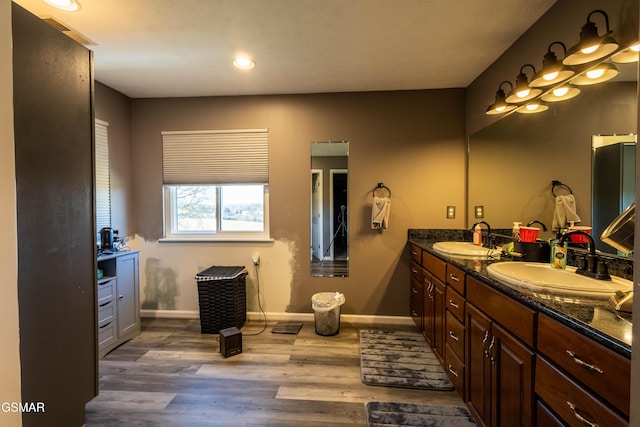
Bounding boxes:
408 234 632 358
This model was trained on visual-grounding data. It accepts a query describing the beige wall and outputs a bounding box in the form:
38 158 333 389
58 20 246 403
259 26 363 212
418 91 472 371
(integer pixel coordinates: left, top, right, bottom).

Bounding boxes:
0 0 23 424
121 89 466 317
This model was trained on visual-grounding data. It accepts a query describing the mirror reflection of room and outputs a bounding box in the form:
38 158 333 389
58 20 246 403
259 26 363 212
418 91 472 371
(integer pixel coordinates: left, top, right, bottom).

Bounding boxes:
310 141 349 277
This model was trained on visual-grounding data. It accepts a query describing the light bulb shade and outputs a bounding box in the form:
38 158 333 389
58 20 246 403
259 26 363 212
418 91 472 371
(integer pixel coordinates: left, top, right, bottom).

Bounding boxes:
44 0 81 10
485 81 517 115
571 62 618 85
531 42 575 87
612 43 640 63
541 85 581 102
516 102 549 114
563 10 619 65
505 64 542 103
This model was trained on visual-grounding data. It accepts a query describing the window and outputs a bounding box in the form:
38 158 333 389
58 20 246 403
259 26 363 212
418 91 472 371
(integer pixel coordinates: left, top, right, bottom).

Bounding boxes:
161 129 269 241
95 119 111 231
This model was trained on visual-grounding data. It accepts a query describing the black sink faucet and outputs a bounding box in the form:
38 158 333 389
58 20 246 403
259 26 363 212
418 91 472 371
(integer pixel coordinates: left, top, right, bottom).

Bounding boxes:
558 230 611 280
471 221 493 248
526 220 548 231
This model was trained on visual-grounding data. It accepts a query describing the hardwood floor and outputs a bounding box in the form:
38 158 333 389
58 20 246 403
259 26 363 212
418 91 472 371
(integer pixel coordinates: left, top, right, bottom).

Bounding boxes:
85 318 466 426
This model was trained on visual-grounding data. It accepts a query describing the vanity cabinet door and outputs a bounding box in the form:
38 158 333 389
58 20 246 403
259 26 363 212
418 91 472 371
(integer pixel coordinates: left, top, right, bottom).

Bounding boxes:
115 252 140 338
466 303 492 426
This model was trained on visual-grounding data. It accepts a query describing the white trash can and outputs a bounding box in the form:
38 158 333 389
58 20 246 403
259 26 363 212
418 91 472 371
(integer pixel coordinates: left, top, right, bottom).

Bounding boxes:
312 292 345 336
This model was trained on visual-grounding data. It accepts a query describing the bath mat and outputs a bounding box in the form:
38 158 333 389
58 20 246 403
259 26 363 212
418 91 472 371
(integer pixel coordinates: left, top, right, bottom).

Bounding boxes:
359 329 453 390
365 402 476 427
271 322 303 334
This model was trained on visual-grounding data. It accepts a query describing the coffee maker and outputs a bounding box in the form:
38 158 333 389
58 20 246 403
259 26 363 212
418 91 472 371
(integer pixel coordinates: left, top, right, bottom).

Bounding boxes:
100 227 116 251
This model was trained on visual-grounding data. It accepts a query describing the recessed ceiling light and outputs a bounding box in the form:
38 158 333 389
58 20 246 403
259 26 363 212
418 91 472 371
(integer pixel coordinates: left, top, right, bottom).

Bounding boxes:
233 56 255 70
43 0 81 11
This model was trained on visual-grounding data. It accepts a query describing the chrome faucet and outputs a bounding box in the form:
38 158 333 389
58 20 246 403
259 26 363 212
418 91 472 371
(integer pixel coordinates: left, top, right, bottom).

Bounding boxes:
471 221 493 248
558 230 611 280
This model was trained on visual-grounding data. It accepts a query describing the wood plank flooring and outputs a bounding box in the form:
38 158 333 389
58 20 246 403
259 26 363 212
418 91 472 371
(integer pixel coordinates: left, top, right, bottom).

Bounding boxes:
85 318 466 426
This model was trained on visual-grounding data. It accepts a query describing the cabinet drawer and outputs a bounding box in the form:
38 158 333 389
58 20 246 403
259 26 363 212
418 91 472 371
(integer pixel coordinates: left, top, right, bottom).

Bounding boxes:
410 276 423 307
537 314 630 416
410 291 423 330
445 310 464 361
536 356 627 427
445 286 464 322
98 303 115 328
97 277 115 306
410 260 422 282
98 320 115 348
445 264 465 295
466 276 535 347
422 251 446 282
536 400 565 427
444 343 464 398
410 244 422 264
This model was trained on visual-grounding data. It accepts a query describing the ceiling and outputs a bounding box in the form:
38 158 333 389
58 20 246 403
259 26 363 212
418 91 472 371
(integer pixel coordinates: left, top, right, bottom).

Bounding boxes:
14 0 557 99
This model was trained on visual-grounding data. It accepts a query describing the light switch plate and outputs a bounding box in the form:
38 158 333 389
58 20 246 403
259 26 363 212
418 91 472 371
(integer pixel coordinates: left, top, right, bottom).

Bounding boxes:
475 205 484 219
446 206 455 219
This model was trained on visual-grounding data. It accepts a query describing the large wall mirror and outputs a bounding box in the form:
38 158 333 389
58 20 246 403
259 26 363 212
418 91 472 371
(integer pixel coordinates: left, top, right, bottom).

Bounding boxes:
468 60 637 257
311 141 349 277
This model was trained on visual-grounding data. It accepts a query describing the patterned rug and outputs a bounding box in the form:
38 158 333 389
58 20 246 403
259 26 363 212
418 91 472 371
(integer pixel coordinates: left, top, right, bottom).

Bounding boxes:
359 329 453 390
365 402 476 426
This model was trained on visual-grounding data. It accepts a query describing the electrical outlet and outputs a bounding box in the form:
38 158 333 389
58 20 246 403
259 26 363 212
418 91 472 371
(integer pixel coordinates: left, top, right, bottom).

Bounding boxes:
446 206 455 219
252 253 260 266
475 205 484 219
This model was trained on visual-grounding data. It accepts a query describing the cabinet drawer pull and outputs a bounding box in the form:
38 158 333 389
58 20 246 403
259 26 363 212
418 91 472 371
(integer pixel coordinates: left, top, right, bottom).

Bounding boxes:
411 310 418 317
488 336 496 365
99 301 111 308
482 330 490 358
449 300 459 309
412 287 418 294
448 365 458 377
411 250 418 256
566 350 604 374
448 330 459 342
412 268 418 274
566 401 598 427
99 321 112 329
449 273 460 282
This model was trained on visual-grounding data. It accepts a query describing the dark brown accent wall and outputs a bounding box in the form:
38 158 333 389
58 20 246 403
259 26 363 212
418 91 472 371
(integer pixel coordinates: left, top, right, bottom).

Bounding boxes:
12 4 97 425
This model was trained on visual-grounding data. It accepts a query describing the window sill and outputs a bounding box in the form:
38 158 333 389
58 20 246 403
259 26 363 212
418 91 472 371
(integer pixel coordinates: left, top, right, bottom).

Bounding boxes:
159 237 274 243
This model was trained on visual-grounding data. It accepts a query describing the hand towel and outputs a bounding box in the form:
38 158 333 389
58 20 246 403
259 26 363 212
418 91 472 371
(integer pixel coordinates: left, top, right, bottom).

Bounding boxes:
371 196 391 230
552 194 581 231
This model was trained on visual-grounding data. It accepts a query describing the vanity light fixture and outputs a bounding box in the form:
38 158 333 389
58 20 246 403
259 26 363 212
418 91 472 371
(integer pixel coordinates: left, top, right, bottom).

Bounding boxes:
516 101 549 114
612 42 640 63
233 55 255 70
540 84 581 102
530 42 575 87
505 64 543 103
485 81 517 115
571 61 619 85
563 10 619 66
43 0 80 10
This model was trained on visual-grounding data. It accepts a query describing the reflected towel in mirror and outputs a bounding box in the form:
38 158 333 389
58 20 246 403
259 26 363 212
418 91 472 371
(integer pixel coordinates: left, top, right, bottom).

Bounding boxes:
552 194 581 231
372 196 391 230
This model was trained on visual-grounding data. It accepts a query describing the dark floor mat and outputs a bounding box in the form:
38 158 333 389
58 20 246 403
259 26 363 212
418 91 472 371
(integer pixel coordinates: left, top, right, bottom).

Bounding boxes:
271 322 303 334
365 402 476 426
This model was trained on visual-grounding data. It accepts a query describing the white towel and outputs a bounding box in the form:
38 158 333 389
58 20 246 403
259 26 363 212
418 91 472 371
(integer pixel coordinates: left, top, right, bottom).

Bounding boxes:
552 194 581 231
371 197 391 230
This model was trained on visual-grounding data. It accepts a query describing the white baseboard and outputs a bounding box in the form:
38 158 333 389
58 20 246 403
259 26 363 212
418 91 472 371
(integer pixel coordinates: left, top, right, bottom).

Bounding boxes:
141 309 414 326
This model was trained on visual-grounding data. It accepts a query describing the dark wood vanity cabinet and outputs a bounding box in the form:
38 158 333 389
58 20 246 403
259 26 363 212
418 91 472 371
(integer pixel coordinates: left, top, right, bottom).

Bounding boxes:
466 276 535 427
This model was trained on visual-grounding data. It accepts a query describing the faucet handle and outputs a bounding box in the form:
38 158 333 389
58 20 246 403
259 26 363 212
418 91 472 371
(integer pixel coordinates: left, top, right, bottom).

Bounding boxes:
596 260 611 280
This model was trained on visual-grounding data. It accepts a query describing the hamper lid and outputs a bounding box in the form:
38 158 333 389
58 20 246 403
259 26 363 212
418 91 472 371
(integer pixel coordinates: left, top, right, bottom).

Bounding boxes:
195 265 247 281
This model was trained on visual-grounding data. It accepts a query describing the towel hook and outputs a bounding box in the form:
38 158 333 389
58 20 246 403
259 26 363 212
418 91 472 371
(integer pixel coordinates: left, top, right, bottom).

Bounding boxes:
551 180 573 197
373 183 391 198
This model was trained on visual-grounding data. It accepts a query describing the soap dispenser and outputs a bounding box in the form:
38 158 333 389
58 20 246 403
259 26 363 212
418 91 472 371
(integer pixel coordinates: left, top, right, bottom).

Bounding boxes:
512 222 522 241
473 224 482 246
550 239 567 269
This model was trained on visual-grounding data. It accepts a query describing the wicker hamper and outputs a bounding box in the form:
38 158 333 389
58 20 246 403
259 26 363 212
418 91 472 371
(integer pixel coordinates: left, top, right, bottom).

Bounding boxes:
195 266 248 334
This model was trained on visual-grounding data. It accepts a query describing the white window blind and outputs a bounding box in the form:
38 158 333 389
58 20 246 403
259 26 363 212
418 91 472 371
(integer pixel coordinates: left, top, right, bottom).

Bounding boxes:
95 119 111 231
161 129 269 185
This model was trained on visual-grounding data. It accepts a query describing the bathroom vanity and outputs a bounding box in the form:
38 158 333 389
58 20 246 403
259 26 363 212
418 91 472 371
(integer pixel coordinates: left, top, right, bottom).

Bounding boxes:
408 230 631 427
97 250 141 357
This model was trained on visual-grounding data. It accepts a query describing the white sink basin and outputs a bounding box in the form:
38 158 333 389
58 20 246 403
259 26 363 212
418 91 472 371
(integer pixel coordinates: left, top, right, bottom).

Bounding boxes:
432 241 502 259
486 262 633 299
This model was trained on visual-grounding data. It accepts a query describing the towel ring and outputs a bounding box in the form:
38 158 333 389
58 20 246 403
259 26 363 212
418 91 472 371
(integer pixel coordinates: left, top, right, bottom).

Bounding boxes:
552 180 573 197
373 183 391 198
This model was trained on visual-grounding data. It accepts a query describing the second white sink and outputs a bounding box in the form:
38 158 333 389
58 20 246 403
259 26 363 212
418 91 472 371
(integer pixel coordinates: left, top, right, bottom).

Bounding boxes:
432 241 502 259
486 262 633 299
